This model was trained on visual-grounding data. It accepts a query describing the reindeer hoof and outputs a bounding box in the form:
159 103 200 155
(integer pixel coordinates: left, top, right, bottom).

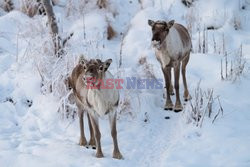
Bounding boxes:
88 139 96 149
96 152 104 158
174 104 183 112
164 102 174 110
79 137 87 146
113 152 123 160
174 109 182 112
86 145 96 149
184 95 192 101
164 107 173 110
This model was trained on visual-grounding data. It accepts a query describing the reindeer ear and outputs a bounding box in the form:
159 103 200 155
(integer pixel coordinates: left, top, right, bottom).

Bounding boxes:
79 55 88 70
103 59 112 72
168 20 175 29
96 59 102 64
148 20 155 27
79 55 87 65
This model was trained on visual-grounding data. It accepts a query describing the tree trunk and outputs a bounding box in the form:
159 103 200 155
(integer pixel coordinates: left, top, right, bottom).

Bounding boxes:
42 0 61 57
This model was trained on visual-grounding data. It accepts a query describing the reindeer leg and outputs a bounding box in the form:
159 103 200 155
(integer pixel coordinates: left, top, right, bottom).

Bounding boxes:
182 53 192 101
78 109 87 146
163 66 174 110
87 113 96 149
162 68 174 96
89 113 104 158
109 111 123 159
169 69 175 96
174 62 183 112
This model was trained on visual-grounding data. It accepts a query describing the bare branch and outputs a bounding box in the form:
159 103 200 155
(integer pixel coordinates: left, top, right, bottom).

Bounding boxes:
212 96 223 123
63 33 74 47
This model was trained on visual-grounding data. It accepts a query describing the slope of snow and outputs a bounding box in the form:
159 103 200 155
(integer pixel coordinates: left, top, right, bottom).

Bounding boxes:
0 0 250 167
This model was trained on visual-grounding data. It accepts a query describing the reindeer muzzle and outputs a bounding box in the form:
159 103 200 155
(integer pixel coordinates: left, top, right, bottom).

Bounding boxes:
151 40 161 49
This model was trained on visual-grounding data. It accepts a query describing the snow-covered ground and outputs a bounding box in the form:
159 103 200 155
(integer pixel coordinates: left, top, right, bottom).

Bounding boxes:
1 0 250 166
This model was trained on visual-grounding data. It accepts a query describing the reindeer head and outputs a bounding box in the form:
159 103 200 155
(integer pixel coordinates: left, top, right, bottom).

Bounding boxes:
148 20 175 49
80 58 112 86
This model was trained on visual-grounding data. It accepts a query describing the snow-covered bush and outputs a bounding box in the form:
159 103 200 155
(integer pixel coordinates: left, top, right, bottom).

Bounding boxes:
117 90 133 119
107 22 116 40
184 82 223 127
138 56 156 79
2 0 14 12
220 45 247 82
20 0 39 17
185 6 198 36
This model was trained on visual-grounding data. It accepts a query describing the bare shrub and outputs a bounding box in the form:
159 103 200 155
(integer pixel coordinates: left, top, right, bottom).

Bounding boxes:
14 3 74 121
66 0 105 16
117 89 141 121
17 18 55 92
107 23 116 40
185 82 223 127
185 6 197 36
221 45 247 82
54 55 84 120
138 56 156 79
19 16 74 98
118 93 132 118
66 0 87 17
202 27 208 54
3 0 14 12
196 25 209 54
20 0 39 17
97 0 107 9
57 78 77 120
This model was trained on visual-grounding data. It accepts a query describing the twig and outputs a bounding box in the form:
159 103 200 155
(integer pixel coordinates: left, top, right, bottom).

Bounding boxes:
62 32 74 47
212 96 223 123
35 62 45 83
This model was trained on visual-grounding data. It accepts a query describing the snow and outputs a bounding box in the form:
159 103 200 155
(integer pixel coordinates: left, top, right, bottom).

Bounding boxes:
1 0 250 166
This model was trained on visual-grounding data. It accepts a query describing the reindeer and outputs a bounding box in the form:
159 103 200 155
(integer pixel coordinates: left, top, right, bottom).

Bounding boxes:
148 19 192 112
69 57 123 159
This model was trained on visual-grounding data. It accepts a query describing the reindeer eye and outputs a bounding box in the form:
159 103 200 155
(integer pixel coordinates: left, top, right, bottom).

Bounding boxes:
99 66 103 71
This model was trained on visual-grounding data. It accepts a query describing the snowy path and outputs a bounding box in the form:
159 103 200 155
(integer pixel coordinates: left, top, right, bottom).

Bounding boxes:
0 90 182 167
